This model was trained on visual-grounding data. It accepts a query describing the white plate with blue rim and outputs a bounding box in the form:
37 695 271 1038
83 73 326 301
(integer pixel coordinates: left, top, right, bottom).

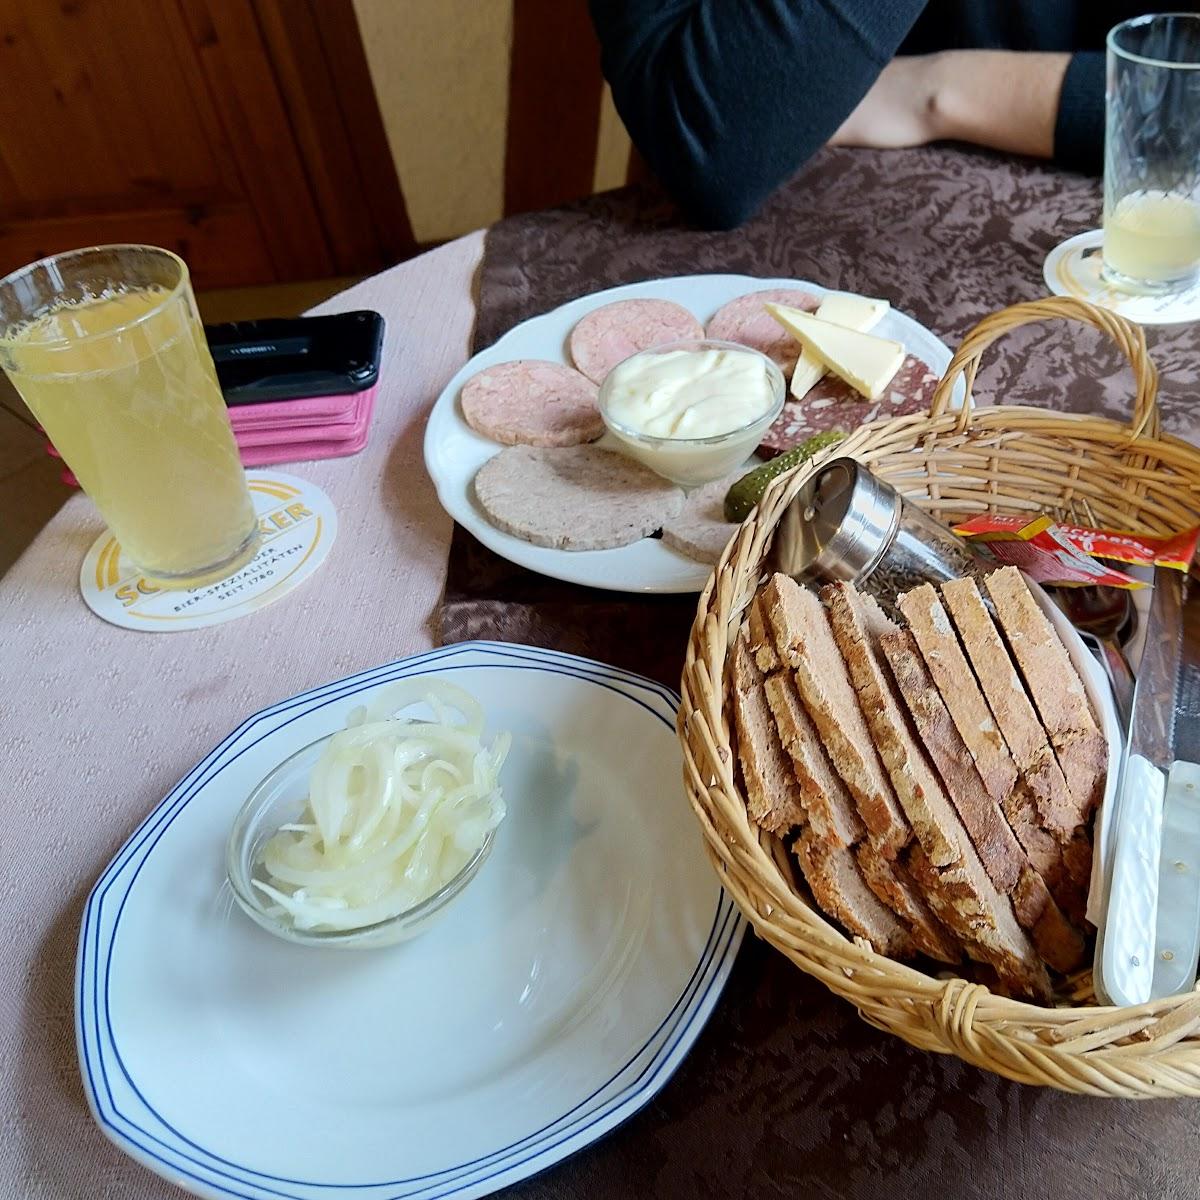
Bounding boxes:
76 641 744 1200
424 273 958 595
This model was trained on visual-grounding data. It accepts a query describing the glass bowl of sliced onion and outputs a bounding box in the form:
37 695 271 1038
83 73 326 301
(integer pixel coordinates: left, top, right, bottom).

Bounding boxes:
226 681 510 950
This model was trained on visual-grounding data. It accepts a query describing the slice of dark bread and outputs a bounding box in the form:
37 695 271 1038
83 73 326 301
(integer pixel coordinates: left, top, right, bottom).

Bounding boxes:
795 829 917 959
1001 783 1087 926
983 568 1108 826
881 629 1084 971
749 582 957 957
907 844 1052 1002
734 622 926 952
764 670 865 847
855 839 961 963
897 583 1017 803
941 576 1078 840
880 628 1024 892
824 582 1050 1001
1011 867 1086 973
759 574 909 855
731 632 805 833
747 593 780 672
825 585 956 868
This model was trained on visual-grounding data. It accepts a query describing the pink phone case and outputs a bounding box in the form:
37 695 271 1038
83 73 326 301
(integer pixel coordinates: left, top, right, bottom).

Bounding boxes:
230 387 375 447
227 389 366 432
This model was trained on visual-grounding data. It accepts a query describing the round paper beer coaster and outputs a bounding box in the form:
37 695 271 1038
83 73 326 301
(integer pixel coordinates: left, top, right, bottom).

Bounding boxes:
1044 229 1200 326
80 471 336 632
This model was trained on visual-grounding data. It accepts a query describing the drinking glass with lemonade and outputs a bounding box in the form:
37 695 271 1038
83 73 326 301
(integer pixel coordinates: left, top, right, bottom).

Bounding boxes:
0 245 258 587
1104 14 1200 295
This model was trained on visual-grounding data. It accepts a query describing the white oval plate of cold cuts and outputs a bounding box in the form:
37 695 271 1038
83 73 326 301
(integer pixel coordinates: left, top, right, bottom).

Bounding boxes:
76 642 744 1200
424 274 957 594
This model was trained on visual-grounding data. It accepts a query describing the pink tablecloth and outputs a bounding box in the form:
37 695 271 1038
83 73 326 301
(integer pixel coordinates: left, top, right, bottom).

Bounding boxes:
0 232 484 1199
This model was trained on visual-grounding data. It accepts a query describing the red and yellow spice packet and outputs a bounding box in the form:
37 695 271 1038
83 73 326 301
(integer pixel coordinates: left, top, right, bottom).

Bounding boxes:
952 515 1200 589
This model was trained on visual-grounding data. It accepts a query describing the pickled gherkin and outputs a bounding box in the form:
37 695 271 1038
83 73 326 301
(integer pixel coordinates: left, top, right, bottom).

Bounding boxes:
723 431 845 523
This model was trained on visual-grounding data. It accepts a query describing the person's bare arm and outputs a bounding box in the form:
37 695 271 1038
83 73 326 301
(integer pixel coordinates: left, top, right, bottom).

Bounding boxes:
831 50 1071 159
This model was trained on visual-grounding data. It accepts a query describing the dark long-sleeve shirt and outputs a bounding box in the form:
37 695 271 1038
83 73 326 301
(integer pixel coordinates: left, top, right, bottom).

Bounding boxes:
590 1 1159 228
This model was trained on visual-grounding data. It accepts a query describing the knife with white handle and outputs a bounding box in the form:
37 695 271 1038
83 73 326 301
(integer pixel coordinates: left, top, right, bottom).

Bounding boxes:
1151 573 1200 997
1099 568 1200 1005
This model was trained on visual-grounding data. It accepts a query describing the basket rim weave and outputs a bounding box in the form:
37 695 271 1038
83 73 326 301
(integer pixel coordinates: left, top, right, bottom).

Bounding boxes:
678 296 1200 1097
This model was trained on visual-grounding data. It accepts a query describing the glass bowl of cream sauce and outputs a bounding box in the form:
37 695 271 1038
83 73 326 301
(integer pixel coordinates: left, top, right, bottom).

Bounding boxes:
597 338 785 486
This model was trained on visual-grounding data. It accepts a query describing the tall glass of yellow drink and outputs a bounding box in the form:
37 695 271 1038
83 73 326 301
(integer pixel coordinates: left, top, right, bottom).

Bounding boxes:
0 245 258 587
1104 14 1200 294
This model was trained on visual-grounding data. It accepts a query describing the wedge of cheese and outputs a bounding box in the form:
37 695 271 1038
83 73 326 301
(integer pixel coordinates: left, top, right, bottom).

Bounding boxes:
766 303 904 401
790 293 890 400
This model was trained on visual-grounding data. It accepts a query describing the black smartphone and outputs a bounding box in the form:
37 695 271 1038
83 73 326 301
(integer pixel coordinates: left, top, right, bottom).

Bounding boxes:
205 311 385 405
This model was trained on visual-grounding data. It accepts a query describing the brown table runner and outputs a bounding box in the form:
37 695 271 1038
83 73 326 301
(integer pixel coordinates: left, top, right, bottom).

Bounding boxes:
443 147 1200 1199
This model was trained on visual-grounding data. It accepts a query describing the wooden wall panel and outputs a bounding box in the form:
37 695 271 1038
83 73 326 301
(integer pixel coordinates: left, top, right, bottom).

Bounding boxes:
0 205 273 288
0 0 637 281
0 0 225 212
503 0 605 215
0 0 411 286
254 0 415 273
308 0 416 265
175 0 333 280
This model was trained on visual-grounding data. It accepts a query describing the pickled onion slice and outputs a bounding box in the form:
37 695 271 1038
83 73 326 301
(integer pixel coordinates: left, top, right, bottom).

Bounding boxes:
252 682 509 932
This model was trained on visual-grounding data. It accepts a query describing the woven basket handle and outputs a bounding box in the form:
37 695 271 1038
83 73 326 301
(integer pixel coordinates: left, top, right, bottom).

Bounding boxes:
927 296 1159 439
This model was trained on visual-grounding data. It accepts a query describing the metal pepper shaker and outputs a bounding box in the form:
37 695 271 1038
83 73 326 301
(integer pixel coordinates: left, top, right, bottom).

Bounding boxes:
773 457 989 609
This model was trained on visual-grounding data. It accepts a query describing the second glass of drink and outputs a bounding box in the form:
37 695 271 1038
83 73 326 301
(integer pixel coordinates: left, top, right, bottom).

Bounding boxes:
1104 14 1200 295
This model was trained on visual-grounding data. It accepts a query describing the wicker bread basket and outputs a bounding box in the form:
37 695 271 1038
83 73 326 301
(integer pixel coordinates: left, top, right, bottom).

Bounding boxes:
679 295 1200 1097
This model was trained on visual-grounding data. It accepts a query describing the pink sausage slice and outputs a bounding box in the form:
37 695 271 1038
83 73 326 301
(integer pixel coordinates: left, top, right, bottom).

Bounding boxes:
568 299 704 384
705 288 822 371
758 355 941 458
461 360 602 447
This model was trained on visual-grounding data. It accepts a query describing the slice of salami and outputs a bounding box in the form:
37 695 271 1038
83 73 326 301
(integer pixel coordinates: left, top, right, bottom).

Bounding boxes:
461 360 602 447
704 288 821 370
758 355 942 458
568 299 704 384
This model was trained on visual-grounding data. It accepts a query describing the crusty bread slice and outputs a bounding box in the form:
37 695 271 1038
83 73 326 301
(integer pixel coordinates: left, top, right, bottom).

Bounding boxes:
825 583 956 868
941 575 1078 839
1011 867 1086 972
855 839 960 963
824 582 1050 1001
732 626 923 954
907 844 1052 1001
731 632 805 833
764 671 865 846
759 574 909 856
1062 830 1095 909
880 628 1024 892
983 567 1107 823
897 584 1017 803
1002 783 1087 926
747 588 954 955
747 594 780 672
880 627 1085 970
794 829 916 958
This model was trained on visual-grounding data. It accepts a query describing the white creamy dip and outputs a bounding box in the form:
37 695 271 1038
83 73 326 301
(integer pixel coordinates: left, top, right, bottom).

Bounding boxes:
598 343 784 486
602 347 777 438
